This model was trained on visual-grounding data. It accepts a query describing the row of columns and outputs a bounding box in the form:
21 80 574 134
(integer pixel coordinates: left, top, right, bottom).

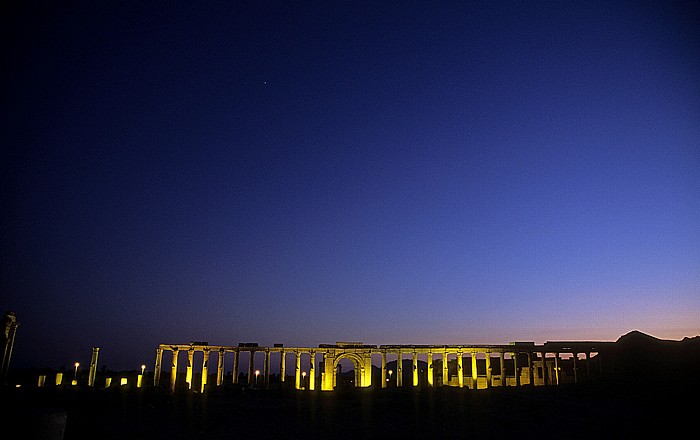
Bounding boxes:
153 347 598 393
155 347 317 393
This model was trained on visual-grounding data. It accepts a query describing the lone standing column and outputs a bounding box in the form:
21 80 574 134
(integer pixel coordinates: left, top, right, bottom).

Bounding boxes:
186 348 195 389
427 352 434 387
264 350 271 388
381 351 387 388
499 352 505 386
412 352 418 387
216 349 225 386
397 351 403 387
170 348 179 393
154 347 163 386
442 351 448 386
457 352 463 388
88 347 99 387
309 351 315 391
280 351 286 384
201 349 210 393
294 351 301 390
485 352 491 388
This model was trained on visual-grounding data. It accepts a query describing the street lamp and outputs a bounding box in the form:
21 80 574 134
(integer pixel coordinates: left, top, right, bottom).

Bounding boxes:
255 369 260 386
388 369 393 384
74 362 80 380
302 371 307 389
141 365 146 375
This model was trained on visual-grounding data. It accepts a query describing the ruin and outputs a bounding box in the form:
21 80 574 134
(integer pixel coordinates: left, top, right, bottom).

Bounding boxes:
153 339 614 392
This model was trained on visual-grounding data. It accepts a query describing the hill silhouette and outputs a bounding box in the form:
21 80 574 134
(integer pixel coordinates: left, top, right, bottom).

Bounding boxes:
601 330 700 385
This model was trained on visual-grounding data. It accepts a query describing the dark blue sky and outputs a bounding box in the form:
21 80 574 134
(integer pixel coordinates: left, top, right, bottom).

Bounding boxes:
3 1 699 370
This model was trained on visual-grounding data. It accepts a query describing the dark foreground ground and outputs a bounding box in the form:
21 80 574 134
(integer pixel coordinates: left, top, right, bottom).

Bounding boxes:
5 381 696 439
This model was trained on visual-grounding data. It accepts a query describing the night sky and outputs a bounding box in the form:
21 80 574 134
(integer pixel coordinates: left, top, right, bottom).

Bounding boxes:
3 1 699 371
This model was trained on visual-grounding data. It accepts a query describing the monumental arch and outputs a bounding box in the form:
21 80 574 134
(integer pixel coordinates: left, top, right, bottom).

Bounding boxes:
153 339 614 392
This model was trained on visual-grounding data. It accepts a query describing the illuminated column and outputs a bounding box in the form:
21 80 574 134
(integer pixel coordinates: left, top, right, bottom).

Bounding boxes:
381 352 387 388
485 352 492 388
513 352 520 386
527 353 534 385
442 351 448 386
427 352 434 387
412 352 418 387
88 347 99 387
309 351 315 391
216 349 225 386
572 353 578 383
280 351 286 384
170 348 179 393
232 350 239 384
499 352 505 386
154 347 163 386
397 351 403 387
201 349 209 393
554 353 560 385
457 352 463 388
264 350 271 388
186 348 195 390
248 350 256 385
471 352 477 389
294 351 301 390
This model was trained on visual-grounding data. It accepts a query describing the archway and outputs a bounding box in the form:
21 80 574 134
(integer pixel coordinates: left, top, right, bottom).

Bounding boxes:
333 353 364 389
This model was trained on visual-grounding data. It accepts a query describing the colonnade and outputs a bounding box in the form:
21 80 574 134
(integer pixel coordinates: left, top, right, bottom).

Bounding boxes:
154 341 611 392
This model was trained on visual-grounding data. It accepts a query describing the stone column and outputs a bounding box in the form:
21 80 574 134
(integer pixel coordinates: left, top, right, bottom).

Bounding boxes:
513 352 520 386
381 351 387 388
527 353 534 385
554 353 560 385
294 351 301 390
469 352 476 389
309 351 316 391
540 352 548 385
397 351 403 387
248 350 256 385
170 348 179 393
216 349 225 386
412 352 418 387
280 351 286 384
485 352 491 388
584 352 590 381
442 351 448 386
201 349 210 393
264 350 271 388
572 353 578 383
1 311 19 382
499 352 505 386
427 352 434 387
232 350 239 384
457 352 463 388
186 348 195 389
88 347 99 387
154 347 163 386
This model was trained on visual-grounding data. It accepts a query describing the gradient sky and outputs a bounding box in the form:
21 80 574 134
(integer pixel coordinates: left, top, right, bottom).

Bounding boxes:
3 1 699 371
